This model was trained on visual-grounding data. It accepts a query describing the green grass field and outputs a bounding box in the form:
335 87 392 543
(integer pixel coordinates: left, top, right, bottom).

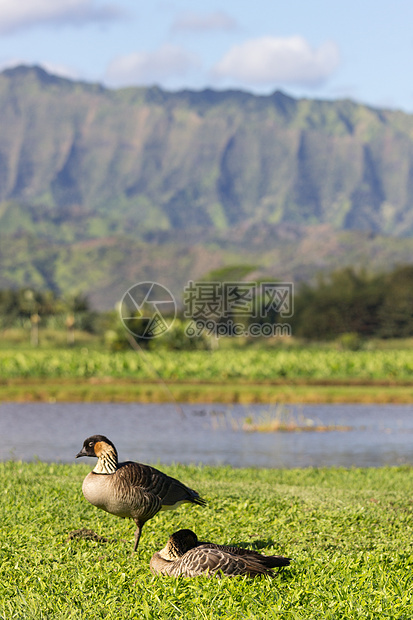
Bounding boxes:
1 462 413 619
3 347 413 380
2 344 413 403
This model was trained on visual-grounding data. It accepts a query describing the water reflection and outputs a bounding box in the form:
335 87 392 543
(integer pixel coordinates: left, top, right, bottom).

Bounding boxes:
0 402 412 468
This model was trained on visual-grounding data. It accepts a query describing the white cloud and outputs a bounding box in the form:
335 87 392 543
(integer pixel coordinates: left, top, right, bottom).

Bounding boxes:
0 0 122 34
211 36 340 88
38 61 81 80
105 45 200 87
0 58 80 80
171 11 237 32
0 57 25 71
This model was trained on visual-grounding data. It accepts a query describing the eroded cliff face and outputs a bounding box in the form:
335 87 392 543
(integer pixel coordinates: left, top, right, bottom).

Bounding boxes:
2 65 413 239
3 65 413 307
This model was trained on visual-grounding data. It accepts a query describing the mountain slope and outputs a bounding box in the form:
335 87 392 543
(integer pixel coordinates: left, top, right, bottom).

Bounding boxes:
3 66 413 307
2 225 413 309
2 65 413 238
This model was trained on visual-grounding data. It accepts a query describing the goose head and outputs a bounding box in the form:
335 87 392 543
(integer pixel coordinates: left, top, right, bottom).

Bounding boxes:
159 529 199 560
76 435 118 474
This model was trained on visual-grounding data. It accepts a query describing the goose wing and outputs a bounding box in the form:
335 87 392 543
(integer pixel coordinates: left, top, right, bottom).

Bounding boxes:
198 541 291 568
191 545 275 577
117 461 205 508
151 546 275 578
111 463 163 522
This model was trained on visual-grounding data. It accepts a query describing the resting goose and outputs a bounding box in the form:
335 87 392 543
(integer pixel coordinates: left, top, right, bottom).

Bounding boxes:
76 436 206 552
150 529 291 577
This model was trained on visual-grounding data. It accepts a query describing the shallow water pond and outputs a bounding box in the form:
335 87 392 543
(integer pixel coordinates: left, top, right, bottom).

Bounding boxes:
1 402 413 468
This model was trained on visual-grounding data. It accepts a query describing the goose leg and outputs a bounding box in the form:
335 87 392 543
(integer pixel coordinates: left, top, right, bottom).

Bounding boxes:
133 522 143 554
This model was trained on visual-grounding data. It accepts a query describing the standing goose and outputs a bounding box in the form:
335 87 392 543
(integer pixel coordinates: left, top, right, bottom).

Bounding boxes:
76 436 206 552
150 529 291 578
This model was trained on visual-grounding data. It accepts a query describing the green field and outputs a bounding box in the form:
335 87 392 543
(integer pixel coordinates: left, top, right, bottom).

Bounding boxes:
3 347 413 380
4 347 413 383
2 345 413 403
1 462 412 619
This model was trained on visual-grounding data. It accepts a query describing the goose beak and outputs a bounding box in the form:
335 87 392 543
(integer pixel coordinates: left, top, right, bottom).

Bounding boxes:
76 447 87 458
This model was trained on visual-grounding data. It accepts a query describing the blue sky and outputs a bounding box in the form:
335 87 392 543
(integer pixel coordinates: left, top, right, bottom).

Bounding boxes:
1 0 413 112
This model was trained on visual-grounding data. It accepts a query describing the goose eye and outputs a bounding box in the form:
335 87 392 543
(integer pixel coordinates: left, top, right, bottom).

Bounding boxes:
89 441 94 447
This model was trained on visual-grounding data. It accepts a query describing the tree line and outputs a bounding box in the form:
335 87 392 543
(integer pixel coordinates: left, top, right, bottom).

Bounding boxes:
290 265 413 340
1 264 413 343
0 288 97 332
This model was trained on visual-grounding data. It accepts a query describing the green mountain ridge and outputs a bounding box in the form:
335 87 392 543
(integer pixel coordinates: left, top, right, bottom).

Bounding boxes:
2 65 413 308
2 225 413 310
3 64 413 235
